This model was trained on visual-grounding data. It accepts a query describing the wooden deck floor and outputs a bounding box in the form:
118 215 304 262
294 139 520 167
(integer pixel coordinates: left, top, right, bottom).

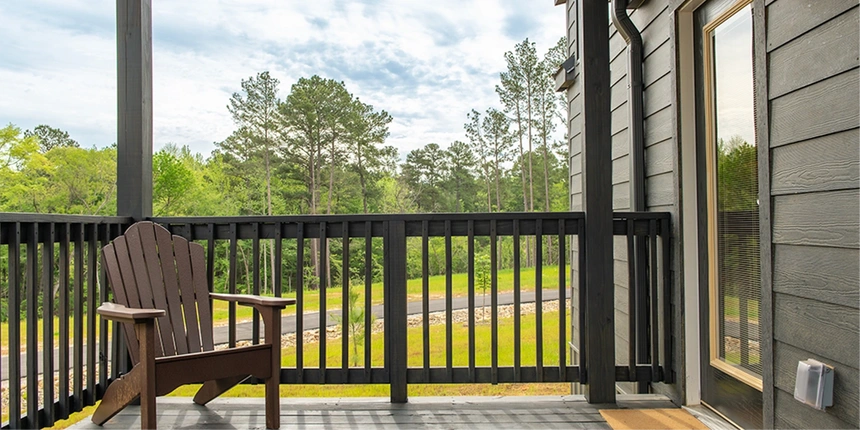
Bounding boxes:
69 394 677 429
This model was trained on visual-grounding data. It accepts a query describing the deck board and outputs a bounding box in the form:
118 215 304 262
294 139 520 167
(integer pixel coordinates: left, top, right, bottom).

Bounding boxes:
69 395 676 429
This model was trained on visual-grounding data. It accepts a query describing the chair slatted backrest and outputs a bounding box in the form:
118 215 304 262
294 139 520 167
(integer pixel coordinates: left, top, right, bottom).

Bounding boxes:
102 221 214 364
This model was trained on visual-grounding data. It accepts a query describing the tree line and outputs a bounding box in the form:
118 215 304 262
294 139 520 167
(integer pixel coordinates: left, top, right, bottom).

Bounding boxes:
0 37 570 319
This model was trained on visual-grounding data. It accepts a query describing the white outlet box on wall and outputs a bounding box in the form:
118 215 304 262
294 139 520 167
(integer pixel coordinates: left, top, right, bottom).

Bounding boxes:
794 359 834 410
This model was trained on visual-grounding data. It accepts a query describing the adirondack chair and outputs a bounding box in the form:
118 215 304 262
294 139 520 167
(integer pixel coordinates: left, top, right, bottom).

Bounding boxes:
93 221 294 429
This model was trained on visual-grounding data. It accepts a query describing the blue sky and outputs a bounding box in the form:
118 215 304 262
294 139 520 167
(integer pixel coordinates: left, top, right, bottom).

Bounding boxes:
0 1 565 157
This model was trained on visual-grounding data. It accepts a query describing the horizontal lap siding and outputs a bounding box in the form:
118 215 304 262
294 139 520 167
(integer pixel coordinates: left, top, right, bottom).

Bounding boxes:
767 2 859 427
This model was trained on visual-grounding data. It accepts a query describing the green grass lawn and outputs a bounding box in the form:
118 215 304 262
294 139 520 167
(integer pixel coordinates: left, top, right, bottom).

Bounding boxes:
722 296 760 322
0 314 111 355
1 265 568 350
212 264 567 324
169 307 572 398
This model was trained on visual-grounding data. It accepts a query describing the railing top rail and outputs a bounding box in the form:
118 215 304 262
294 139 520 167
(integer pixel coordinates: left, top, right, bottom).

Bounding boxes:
0 212 133 224
150 211 588 224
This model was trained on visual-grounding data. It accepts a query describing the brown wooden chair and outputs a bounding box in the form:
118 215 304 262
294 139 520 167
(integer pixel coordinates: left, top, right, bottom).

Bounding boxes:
93 221 294 429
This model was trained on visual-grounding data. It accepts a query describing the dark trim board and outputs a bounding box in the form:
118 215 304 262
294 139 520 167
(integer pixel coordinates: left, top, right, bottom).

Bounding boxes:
753 0 774 427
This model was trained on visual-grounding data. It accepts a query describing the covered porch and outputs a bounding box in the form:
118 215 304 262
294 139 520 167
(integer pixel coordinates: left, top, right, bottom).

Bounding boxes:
0 0 680 428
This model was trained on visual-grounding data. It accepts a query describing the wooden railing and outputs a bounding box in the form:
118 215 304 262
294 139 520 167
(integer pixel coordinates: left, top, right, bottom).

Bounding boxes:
0 211 672 428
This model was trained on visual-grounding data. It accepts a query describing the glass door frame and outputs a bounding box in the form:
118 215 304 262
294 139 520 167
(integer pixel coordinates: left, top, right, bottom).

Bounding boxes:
701 0 763 392
689 0 764 427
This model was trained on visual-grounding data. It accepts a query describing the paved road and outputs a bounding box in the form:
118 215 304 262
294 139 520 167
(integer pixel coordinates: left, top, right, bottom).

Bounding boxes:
2 288 572 381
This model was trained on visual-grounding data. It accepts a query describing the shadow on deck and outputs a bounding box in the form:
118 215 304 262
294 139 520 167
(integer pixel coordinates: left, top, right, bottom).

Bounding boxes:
69 394 675 429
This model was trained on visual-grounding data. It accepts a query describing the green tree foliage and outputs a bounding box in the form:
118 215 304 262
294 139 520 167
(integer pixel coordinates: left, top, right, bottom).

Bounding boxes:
24 124 80 153
1 37 570 302
153 145 194 216
717 135 758 211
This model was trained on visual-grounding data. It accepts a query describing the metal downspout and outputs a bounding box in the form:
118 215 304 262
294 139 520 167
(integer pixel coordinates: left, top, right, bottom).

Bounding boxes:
611 0 646 210
611 0 651 393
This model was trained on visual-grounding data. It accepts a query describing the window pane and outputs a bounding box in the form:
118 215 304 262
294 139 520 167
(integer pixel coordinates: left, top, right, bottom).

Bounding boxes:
710 4 762 378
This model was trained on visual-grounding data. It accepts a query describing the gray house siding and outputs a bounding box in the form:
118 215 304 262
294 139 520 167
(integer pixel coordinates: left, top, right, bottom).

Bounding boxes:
566 0 683 401
764 1 859 427
565 0 858 426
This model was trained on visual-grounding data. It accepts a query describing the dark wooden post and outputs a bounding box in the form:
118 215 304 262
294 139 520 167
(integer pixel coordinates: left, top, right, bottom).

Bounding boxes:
386 220 408 403
579 0 616 404
116 0 153 220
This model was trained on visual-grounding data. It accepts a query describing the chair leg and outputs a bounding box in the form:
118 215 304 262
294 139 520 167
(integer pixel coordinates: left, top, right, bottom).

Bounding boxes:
265 375 280 429
259 306 283 429
193 375 249 405
91 366 142 425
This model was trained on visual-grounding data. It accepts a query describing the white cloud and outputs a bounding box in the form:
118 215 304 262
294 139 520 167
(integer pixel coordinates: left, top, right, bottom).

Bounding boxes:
0 0 566 156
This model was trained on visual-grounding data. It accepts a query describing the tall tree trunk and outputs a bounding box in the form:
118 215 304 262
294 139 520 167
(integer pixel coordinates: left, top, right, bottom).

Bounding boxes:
542 136 553 265
264 131 276 294
358 152 369 214
515 107 531 267
527 87 535 216
494 147 502 212
326 138 336 291
310 146 319 290
486 170 492 212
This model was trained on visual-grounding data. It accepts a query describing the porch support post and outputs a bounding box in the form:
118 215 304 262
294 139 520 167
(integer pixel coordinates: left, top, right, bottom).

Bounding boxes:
386 220 408 403
116 0 153 220
579 0 616 403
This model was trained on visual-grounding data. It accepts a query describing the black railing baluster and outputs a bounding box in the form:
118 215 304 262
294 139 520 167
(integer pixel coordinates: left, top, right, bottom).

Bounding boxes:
274 222 282 298
444 220 453 382
422 220 430 380
662 217 672 383
649 219 659 382
490 220 498 385
98 225 110 397
383 221 390 375
578 219 587 384
513 219 521 382
558 219 566 380
26 223 38 428
661 216 675 384
252 223 261 345
342 221 350 379
364 221 372 378
467 219 475 382
207 223 215 294
58 223 70 419
73 223 84 410
8 222 22 429
296 222 305 383
627 218 636 380
87 223 97 403
110 224 124 381
228 223 238 348
42 222 55 426
319 221 327 383
535 220 543 382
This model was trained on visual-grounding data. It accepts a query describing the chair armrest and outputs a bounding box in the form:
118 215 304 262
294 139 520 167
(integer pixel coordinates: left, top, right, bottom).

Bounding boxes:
210 293 296 309
97 302 165 324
